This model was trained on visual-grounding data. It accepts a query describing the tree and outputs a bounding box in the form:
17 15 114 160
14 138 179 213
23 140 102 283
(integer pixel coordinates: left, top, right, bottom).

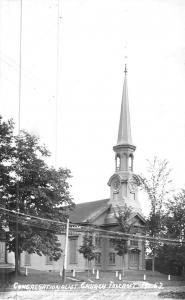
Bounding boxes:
0 118 74 274
159 190 185 276
165 190 185 240
138 156 172 272
79 233 96 276
0 116 15 210
113 204 133 275
155 244 185 276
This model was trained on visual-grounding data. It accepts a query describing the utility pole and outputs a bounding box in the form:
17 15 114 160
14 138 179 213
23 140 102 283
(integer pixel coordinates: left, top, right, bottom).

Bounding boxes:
62 218 69 283
15 0 23 276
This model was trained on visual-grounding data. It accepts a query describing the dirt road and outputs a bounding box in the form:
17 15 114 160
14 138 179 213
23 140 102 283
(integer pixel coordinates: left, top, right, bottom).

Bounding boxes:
0 288 184 300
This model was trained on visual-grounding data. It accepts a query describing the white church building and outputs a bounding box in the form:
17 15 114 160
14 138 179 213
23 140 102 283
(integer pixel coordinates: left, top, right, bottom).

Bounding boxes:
7 66 146 272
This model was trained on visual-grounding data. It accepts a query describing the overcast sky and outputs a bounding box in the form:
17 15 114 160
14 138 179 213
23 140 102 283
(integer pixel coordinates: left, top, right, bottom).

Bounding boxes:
0 0 185 215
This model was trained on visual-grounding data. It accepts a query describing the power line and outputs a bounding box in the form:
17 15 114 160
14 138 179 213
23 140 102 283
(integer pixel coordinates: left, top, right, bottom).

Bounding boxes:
3 217 184 247
55 0 62 168
0 206 67 226
0 206 184 246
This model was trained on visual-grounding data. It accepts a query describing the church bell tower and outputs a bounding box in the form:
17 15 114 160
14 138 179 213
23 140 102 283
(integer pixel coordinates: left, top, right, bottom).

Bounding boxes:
107 65 141 213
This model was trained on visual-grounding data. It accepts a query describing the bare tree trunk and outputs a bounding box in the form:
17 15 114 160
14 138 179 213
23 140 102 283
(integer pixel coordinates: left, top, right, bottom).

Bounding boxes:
90 259 92 275
87 259 89 277
152 249 155 272
15 252 21 275
122 255 124 276
181 266 185 277
152 256 155 272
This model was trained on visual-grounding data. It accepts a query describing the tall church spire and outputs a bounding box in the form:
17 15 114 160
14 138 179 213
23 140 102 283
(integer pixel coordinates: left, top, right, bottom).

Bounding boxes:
113 64 136 174
117 64 133 146
107 64 142 224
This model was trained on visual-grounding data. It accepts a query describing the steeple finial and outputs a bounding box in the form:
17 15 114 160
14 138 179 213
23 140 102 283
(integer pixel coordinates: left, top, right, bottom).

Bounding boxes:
124 63 127 75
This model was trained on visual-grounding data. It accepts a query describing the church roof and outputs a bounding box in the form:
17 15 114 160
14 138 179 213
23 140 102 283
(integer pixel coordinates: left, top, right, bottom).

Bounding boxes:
129 212 146 225
69 198 146 225
69 199 109 223
117 65 133 146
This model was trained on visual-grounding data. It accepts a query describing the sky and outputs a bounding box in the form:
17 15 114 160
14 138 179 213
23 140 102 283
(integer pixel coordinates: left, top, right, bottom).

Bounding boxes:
0 0 185 215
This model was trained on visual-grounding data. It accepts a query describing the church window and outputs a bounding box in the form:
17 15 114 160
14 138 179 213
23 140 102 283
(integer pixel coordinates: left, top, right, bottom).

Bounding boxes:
109 252 115 265
128 155 132 171
109 238 114 248
95 252 101 265
69 237 78 264
95 236 102 247
123 153 127 170
130 239 138 246
129 192 135 201
115 155 120 171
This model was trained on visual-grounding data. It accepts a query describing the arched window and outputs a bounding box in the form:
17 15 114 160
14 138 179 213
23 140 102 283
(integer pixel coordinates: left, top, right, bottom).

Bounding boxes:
115 155 120 171
129 155 133 171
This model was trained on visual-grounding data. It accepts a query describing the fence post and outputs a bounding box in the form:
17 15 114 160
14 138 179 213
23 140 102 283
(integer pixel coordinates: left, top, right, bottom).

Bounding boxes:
96 269 99 279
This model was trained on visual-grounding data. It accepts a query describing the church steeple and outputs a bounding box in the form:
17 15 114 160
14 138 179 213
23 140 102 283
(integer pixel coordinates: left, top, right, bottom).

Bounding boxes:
113 65 136 173
117 64 133 146
106 64 142 223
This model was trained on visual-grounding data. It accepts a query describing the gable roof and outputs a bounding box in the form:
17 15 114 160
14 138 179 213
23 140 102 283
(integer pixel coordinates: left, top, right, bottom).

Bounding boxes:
69 199 109 223
128 212 146 225
69 199 146 226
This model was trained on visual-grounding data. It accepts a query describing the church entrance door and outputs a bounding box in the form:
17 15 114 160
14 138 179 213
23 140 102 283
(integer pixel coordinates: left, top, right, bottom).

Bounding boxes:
129 252 139 269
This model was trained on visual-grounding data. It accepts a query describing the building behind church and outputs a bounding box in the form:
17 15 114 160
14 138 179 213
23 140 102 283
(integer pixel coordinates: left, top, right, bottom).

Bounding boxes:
7 66 146 271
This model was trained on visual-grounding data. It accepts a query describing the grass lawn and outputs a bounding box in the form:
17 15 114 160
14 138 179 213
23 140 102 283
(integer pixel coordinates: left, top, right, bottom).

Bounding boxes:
0 269 184 299
0 269 184 300
0 268 184 288
75 269 185 287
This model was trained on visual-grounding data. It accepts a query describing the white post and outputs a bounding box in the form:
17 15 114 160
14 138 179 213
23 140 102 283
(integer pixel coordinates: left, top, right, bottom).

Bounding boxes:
96 269 99 279
118 273 122 280
116 271 118 277
92 268 95 275
25 267 28 276
62 218 69 283
168 274 171 281
143 274 146 281
72 269 76 277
